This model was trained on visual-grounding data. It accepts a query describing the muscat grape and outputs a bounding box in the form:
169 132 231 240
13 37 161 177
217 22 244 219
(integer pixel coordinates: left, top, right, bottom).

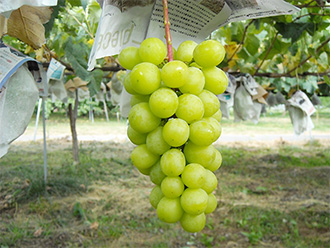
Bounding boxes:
121 37 228 233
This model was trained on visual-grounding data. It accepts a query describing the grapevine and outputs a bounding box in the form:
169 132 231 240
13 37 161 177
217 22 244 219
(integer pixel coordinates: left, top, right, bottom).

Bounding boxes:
118 1 228 233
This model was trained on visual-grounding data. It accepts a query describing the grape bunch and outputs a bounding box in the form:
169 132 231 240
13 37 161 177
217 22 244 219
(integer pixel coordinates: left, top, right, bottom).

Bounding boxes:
118 37 228 233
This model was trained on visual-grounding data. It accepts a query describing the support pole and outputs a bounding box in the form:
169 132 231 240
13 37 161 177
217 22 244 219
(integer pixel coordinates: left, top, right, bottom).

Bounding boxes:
42 96 48 185
33 98 42 141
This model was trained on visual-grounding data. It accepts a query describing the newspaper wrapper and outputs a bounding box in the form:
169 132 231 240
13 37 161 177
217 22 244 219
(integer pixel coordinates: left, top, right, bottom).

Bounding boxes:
233 74 266 124
88 0 299 70
0 65 39 158
287 90 316 135
65 77 90 101
0 42 46 158
218 73 236 118
47 58 67 102
0 0 58 18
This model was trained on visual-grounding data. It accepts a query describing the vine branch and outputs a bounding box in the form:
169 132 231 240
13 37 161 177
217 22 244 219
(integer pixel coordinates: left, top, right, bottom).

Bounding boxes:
65 8 94 39
286 37 330 75
227 19 255 63
254 32 279 76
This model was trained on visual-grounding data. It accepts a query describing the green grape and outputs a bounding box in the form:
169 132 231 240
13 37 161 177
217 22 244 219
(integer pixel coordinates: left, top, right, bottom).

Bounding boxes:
189 62 202 69
205 147 222 172
211 109 222 122
172 47 177 60
127 125 147 145
157 197 183 223
149 88 178 118
183 142 216 168
180 212 206 233
178 67 205 95
137 167 152 175
139 37 167 65
146 126 171 155
193 39 225 67
189 118 217 146
118 46 142 70
204 117 222 142
198 89 220 117
175 93 204 124
161 60 189 88
161 176 185 198
130 62 161 95
180 188 208 215
202 66 228 95
181 163 206 189
128 102 161 133
149 161 166 185
162 118 189 147
131 144 159 170
205 193 217 214
160 149 186 176
130 94 149 107
123 72 138 95
176 40 198 63
201 169 218 194
149 185 164 209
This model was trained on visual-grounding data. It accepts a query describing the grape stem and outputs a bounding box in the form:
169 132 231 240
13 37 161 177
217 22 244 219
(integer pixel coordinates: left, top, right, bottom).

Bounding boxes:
162 0 173 62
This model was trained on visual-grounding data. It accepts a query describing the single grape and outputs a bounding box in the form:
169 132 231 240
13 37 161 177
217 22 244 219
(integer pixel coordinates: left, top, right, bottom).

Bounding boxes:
205 147 222 172
130 94 149 107
183 142 216 168
131 144 159 170
202 66 228 95
157 197 183 223
139 37 167 65
211 109 222 122
181 163 206 189
161 176 185 198
176 40 198 63
123 72 138 95
161 60 189 88
149 88 178 118
160 149 186 176
179 67 205 95
127 125 147 145
189 118 217 146
118 46 142 70
204 117 222 142
149 185 164 209
180 188 208 215
149 161 166 185
175 93 204 124
198 89 220 117
128 102 161 133
201 169 218 194
146 126 171 155
180 212 206 233
162 118 189 147
130 62 161 95
205 193 217 214
137 167 152 176
193 39 225 67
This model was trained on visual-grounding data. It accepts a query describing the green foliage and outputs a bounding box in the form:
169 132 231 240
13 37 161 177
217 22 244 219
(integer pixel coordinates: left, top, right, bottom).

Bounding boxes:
213 0 330 96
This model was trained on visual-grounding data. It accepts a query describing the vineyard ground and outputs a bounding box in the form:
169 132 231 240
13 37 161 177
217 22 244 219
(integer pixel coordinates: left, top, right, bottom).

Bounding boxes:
0 107 329 247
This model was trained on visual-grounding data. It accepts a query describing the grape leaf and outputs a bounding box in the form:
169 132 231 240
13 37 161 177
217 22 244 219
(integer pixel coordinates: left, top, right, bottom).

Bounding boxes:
7 6 52 49
324 75 330 85
64 37 104 96
275 22 314 43
244 34 259 55
44 0 66 37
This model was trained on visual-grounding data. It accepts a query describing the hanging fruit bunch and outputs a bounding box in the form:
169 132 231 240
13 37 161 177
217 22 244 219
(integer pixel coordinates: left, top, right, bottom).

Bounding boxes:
118 1 228 233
